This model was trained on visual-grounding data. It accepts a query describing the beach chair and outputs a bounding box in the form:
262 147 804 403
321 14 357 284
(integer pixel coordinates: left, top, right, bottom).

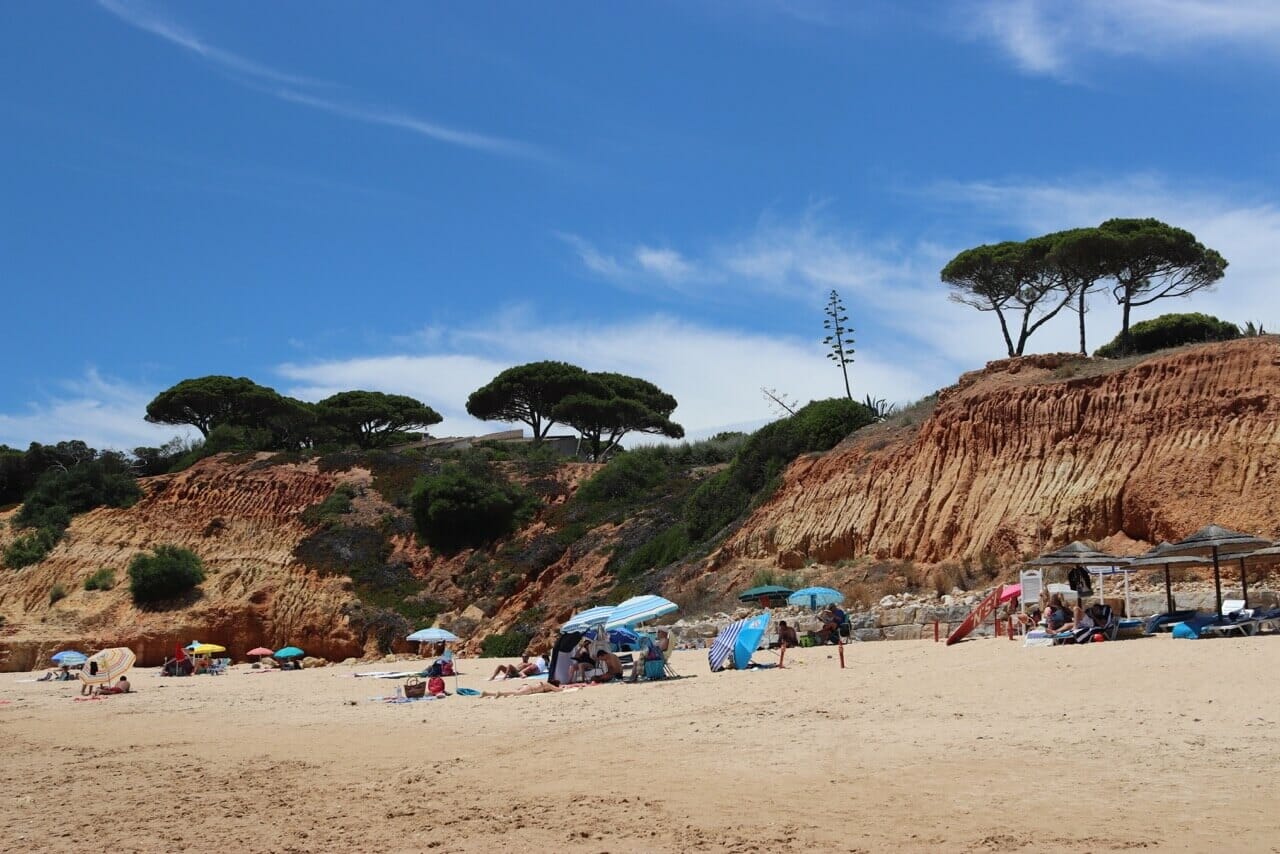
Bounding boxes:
1201 600 1260 637
209 657 230 675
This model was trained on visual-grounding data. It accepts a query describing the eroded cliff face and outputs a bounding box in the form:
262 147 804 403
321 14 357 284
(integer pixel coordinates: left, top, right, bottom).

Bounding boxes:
718 337 1280 570
0 452 609 669
0 457 367 669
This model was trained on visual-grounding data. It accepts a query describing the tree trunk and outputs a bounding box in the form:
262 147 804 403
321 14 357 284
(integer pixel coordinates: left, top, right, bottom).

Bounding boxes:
1078 287 1087 355
1120 297 1133 354
994 308 1015 357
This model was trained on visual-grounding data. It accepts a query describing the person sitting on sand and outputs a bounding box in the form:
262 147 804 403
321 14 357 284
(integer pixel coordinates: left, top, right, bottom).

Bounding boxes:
592 649 623 683
96 675 130 695
775 621 800 648
817 605 847 644
627 630 670 682
569 639 595 683
481 679 563 698
1045 594 1073 632
489 655 547 680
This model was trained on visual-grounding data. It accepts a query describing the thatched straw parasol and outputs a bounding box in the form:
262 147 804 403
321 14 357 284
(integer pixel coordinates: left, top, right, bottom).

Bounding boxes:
1025 540 1132 567
1157 525 1271 615
1127 542 1213 615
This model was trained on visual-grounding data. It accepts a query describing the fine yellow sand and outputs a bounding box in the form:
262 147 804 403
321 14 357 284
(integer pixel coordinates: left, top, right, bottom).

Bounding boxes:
3 635 1278 853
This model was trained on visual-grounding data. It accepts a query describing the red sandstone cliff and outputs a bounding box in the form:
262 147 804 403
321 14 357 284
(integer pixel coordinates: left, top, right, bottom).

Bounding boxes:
716 337 1280 571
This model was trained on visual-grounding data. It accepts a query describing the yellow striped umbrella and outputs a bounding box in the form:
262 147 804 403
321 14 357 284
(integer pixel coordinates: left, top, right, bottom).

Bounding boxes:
78 647 136 686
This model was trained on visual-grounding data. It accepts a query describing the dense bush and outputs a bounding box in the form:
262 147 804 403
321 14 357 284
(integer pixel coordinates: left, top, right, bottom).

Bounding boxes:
15 458 140 530
573 450 673 510
1094 312 1240 358
48 583 67 605
3 528 60 569
300 483 356 527
83 567 116 591
479 630 532 658
341 601 412 654
684 398 875 541
615 524 690 579
127 545 206 604
410 460 537 554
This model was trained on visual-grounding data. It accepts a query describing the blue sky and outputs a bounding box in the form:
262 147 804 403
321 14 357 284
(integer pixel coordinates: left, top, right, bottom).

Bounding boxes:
3 1 1279 448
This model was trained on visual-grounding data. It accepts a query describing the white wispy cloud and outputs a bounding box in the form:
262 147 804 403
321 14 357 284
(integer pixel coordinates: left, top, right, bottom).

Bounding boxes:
565 176 1280 365
966 0 1280 77
95 0 542 160
278 315 934 440
0 369 191 451
633 247 697 283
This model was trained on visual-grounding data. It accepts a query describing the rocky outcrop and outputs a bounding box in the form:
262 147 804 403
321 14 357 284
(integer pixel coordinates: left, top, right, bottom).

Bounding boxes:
719 337 1280 569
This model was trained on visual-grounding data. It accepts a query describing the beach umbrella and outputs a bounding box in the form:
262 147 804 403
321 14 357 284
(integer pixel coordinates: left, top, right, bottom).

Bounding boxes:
51 650 87 666
603 595 678 630
1128 543 1211 616
246 647 274 657
584 626 640 648
191 643 226 656
406 628 461 643
787 587 843 610
78 647 135 686
274 646 305 660
1159 525 1270 615
709 613 772 672
1026 541 1130 567
737 585 795 607
560 605 616 633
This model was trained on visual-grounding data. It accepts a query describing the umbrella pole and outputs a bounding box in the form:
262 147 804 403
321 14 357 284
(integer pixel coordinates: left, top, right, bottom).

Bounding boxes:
1239 557 1249 608
1164 565 1175 615
1212 546 1223 618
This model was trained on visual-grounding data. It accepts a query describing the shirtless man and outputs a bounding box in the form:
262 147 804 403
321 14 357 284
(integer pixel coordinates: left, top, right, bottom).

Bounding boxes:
96 675 130 695
592 649 623 683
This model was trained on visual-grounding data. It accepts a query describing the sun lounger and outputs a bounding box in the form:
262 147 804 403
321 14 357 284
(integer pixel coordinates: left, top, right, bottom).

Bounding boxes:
1145 610 1199 635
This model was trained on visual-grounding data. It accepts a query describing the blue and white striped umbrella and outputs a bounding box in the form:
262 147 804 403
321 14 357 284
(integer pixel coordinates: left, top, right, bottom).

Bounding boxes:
406 628 460 643
561 605 616 633
51 650 87 666
709 613 771 672
603 595 678 630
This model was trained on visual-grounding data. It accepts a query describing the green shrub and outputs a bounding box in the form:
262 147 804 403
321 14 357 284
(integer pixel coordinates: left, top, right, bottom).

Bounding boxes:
300 483 356 527
1094 312 1240 358
48 583 67 605
574 450 672 508
127 545 206 604
84 567 116 591
479 630 532 658
3 527 60 569
615 524 690 579
684 398 874 542
340 601 412 654
410 460 537 555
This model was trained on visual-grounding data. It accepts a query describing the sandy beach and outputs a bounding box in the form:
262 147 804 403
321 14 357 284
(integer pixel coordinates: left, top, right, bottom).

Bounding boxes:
3 636 1279 853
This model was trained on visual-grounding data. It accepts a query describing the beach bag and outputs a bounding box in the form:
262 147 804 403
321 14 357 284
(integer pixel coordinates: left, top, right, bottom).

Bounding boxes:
404 676 426 698
440 660 454 677
427 676 447 696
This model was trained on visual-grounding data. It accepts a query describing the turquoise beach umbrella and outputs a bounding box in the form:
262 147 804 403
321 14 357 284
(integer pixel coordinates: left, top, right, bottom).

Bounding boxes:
787 587 844 610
